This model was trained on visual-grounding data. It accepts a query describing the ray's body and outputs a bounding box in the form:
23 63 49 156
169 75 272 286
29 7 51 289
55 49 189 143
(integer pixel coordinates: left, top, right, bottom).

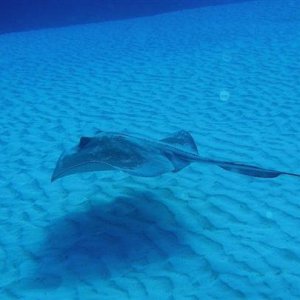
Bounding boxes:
51 130 300 182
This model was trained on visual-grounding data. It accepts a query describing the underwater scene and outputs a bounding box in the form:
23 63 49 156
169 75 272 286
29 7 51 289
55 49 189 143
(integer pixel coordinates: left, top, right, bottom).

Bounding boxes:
1 0 300 299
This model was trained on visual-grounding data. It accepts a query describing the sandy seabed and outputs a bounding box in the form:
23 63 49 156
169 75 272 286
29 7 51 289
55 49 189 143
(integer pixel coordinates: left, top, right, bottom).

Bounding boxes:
1 0 300 299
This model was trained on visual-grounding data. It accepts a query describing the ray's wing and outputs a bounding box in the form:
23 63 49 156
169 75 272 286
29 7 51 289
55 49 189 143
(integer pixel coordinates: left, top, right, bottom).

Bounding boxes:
51 144 116 182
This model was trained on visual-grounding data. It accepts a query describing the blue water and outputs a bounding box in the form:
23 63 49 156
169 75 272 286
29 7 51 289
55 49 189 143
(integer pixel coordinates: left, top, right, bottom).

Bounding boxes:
1 0 300 299
0 0 252 34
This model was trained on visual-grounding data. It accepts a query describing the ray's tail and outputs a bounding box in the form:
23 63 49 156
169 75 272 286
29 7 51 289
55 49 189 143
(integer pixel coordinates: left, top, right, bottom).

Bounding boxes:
196 157 300 179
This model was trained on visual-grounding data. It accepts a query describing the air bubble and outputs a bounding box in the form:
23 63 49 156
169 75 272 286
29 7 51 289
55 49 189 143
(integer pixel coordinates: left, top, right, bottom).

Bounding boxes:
219 90 230 101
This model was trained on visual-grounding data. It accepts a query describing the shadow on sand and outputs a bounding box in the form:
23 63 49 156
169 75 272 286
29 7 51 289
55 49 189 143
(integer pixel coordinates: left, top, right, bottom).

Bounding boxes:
22 191 191 289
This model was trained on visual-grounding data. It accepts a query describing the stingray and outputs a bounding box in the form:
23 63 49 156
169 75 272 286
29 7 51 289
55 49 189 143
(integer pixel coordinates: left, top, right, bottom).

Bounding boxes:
51 130 300 182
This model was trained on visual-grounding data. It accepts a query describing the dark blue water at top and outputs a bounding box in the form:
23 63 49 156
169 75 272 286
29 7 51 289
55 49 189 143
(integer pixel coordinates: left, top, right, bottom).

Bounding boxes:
1 0 254 35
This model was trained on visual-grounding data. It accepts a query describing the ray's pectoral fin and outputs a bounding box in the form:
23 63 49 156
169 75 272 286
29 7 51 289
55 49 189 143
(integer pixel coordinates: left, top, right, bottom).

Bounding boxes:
160 130 199 154
161 130 199 173
78 136 93 149
162 152 192 173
